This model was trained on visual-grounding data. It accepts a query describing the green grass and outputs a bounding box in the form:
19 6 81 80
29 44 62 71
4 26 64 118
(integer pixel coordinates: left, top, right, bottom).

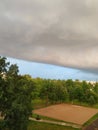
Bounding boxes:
32 99 98 110
32 99 49 109
93 104 98 109
69 100 91 107
0 120 80 130
83 113 98 127
28 121 81 130
69 100 98 109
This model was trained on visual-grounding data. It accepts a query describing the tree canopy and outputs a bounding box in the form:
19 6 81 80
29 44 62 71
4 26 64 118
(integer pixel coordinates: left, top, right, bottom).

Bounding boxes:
0 56 34 130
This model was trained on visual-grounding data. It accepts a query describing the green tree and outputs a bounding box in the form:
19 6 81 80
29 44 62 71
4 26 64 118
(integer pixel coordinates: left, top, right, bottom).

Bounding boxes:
0 57 34 130
88 95 96 105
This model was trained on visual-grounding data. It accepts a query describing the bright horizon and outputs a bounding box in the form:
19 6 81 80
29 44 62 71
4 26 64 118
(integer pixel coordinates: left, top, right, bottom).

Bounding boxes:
7 57 98 81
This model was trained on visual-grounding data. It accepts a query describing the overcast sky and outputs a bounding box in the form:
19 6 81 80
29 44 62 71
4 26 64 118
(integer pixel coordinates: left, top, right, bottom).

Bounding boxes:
0 0 98 79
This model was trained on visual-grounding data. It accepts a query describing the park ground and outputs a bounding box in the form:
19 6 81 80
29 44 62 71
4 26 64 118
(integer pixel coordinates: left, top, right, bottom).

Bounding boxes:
34 103 98 125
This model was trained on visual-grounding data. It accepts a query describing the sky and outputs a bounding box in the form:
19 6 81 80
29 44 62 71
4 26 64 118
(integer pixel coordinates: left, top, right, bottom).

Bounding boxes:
0 0 98 80
7 57 98 81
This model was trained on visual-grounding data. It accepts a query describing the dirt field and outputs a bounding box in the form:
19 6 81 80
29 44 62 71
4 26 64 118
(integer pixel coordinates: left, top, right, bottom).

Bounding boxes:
33 104 98 125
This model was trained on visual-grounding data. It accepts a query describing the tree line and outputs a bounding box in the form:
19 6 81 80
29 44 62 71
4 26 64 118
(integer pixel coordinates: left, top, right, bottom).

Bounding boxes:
32 77 98 106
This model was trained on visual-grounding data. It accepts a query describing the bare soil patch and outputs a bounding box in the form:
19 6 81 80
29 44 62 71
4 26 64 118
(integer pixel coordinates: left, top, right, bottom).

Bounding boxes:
34 104 98 125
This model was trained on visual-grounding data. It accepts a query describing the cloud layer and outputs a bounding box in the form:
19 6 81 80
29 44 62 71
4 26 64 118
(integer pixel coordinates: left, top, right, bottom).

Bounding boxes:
0 0 98 73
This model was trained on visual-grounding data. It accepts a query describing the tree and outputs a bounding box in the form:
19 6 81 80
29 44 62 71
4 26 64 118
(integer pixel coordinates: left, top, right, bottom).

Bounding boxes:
0 56 34 130
88 95 96 105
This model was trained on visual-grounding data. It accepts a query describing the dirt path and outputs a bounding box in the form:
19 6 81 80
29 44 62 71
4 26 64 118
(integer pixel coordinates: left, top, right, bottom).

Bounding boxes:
29 117 81 129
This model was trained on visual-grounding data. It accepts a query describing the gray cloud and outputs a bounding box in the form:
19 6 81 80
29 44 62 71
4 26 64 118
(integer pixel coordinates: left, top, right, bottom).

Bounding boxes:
0 0 98 74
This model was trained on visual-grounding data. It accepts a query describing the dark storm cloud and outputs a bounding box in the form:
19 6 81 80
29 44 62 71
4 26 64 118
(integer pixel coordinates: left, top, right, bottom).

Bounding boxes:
0 0 98 74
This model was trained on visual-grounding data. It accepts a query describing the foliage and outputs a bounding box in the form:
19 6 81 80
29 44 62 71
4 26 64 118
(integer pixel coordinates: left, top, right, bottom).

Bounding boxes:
33 78 98 106
0 56 34 130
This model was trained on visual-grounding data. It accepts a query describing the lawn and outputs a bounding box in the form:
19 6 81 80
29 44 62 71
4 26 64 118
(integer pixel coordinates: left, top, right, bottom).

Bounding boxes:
28 121 80 130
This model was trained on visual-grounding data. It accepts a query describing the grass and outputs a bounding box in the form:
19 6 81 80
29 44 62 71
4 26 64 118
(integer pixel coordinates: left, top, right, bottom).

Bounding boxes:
32 113 81 127
28 121 81 130
93 104 98 109
32 98 98 109
32 99 98 111
32 99 49 109
32 113 65 122
83 113 98 127
69 100 91 107
1 100 98 130
0 120 81 130
69 100 98 109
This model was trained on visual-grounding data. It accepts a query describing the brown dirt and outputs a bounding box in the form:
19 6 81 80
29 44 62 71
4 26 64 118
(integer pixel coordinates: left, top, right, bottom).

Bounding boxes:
33 104 98 125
